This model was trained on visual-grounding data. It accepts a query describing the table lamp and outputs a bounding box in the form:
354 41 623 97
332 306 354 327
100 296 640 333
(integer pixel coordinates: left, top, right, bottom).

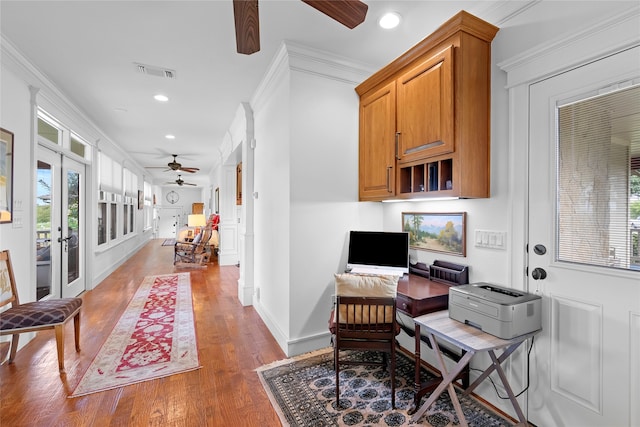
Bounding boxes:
188 214 207 235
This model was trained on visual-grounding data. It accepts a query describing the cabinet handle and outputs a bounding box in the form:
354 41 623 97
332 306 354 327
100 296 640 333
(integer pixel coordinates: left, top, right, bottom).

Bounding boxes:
395 132 401 160
386 166 393 193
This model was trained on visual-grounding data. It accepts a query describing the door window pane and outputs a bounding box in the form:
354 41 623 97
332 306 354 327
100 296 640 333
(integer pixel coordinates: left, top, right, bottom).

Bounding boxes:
70 136 86 158
557 85 640 271
36 161 52 300
37 117 60 145
67 169 80 283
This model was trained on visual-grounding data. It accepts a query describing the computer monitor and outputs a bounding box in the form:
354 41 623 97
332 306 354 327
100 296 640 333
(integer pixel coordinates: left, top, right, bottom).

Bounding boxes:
346 231 409 274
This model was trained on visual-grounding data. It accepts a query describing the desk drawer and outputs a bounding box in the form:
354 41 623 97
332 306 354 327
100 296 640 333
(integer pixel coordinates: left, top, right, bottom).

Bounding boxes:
397 293 448 317
397 294 415 316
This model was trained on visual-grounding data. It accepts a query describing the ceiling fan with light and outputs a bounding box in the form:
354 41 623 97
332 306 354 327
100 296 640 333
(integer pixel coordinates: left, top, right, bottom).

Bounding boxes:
166 175 197 187
146 154 200 174
233 0 368 55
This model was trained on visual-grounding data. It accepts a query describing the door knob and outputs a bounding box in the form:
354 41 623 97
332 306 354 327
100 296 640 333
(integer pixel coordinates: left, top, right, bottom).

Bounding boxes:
532 267 547 280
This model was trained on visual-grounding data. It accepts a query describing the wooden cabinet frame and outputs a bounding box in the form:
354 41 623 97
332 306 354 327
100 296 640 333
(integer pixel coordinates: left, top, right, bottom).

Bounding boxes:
356 11 498 201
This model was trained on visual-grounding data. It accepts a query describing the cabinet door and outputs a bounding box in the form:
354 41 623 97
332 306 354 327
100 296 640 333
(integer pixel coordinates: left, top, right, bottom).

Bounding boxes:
359 81 396 201
397 45 454 163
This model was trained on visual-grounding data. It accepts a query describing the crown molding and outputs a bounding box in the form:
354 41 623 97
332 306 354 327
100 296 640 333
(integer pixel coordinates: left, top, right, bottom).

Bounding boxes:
498 4 640 88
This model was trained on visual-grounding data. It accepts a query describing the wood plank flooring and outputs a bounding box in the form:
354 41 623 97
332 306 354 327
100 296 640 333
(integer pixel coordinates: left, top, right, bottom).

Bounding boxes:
0 240 286 426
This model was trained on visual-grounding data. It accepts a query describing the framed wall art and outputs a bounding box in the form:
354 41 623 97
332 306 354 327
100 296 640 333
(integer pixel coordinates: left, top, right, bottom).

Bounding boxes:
0 128 14 224
138 190 144 210
402 212 466 256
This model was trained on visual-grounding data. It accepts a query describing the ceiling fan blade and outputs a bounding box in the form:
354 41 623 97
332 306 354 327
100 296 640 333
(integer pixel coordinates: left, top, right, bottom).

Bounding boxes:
184 182 197 186
233 0 260 55
301 0 368 29
178 167 200 173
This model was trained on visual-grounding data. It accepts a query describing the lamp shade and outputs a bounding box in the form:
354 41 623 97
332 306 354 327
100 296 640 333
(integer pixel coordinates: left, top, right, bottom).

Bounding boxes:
187 214 206 227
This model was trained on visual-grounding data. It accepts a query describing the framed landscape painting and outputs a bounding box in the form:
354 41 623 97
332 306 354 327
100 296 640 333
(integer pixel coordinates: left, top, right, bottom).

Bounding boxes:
402 212 466 256
0 128 13 224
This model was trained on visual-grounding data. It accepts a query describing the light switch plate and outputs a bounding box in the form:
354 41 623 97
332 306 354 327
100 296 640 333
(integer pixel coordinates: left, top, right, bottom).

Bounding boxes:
474 230 506 250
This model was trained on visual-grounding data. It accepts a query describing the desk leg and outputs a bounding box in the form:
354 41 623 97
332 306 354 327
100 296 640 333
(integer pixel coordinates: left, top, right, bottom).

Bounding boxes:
408 324 422 414
462 342 521 397
410 332 474 425
460 342 528 425
488 350 527 424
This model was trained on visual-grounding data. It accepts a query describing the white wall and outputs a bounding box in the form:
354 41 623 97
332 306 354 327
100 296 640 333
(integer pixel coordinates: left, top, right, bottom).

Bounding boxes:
0 61 34 301
252 50 293 351
251 43 381 355
1 37 154 350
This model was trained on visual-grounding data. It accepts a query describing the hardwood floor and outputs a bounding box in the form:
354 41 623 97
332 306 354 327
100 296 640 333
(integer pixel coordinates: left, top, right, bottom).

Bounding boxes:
0 240 286 427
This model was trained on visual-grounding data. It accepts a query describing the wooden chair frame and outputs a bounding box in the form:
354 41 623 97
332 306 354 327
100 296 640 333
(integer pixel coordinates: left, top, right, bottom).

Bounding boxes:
174 226 213 265
332 295 398 409
0 250 82 373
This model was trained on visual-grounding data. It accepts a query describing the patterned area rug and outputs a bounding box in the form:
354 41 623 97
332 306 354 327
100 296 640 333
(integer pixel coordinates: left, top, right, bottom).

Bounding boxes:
161 238 176 246
70 273 200 397
257 348 513 426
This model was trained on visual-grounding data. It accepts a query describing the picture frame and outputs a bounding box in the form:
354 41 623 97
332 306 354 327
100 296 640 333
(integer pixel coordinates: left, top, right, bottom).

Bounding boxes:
214 187 219 214
402 212 466 256
137 190 144 210
0 128 14 224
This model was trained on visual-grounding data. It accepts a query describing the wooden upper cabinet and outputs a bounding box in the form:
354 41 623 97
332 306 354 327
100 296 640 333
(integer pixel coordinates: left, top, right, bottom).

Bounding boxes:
356 11 498 201
359 82 396 201
397 45 454 163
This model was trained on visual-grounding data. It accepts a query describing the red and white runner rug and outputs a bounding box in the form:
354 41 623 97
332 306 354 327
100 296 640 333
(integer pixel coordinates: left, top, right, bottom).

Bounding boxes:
71 273 200 397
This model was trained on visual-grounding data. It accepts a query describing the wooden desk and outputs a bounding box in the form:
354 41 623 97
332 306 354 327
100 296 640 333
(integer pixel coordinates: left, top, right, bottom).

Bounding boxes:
396 274 451 317
410 310 539 426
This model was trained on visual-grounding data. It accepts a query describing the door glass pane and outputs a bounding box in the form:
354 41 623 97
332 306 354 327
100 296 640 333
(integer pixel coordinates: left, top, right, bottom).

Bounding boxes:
67 169 80 283
37 117 60 145
70 136 86 158
557 85 640 271
36 160 52 300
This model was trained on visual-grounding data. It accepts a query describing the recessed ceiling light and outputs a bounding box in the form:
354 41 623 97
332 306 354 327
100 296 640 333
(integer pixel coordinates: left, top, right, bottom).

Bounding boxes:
154 94 169 102
165 134 175 140
379 12 401 30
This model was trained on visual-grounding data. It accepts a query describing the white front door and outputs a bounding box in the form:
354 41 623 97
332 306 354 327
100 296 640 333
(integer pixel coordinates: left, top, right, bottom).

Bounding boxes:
527 47 640 426
156 206 181 239
36 147 86 299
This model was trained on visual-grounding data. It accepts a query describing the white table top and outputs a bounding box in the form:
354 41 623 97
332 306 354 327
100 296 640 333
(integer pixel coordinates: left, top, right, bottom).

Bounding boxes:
413 310 539 352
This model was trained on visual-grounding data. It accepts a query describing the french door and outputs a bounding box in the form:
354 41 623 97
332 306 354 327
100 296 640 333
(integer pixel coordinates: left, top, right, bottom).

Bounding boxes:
36 147 85 299
527 47 640 426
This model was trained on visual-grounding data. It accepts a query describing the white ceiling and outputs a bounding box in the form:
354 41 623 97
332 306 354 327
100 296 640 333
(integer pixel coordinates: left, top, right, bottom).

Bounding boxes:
3 0 522 187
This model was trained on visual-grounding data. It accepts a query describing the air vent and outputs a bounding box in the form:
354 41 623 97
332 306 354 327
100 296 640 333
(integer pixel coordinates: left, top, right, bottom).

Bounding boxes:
134 63 176 79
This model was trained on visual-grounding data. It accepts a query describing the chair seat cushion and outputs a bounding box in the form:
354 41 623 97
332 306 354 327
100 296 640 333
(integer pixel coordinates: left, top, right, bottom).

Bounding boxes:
0 298 82 330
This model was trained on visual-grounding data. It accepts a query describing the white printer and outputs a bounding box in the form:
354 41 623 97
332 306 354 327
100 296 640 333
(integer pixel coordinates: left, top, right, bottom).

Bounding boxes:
449 283 541 339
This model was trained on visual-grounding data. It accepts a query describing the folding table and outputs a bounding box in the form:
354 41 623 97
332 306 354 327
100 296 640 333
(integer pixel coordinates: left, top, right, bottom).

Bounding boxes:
410 310 539 426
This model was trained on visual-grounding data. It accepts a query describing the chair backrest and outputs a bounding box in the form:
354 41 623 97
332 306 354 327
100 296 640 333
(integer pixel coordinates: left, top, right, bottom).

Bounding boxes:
334 273 399 324
0 250 19 307
335 296 397 334
192 226 213 254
